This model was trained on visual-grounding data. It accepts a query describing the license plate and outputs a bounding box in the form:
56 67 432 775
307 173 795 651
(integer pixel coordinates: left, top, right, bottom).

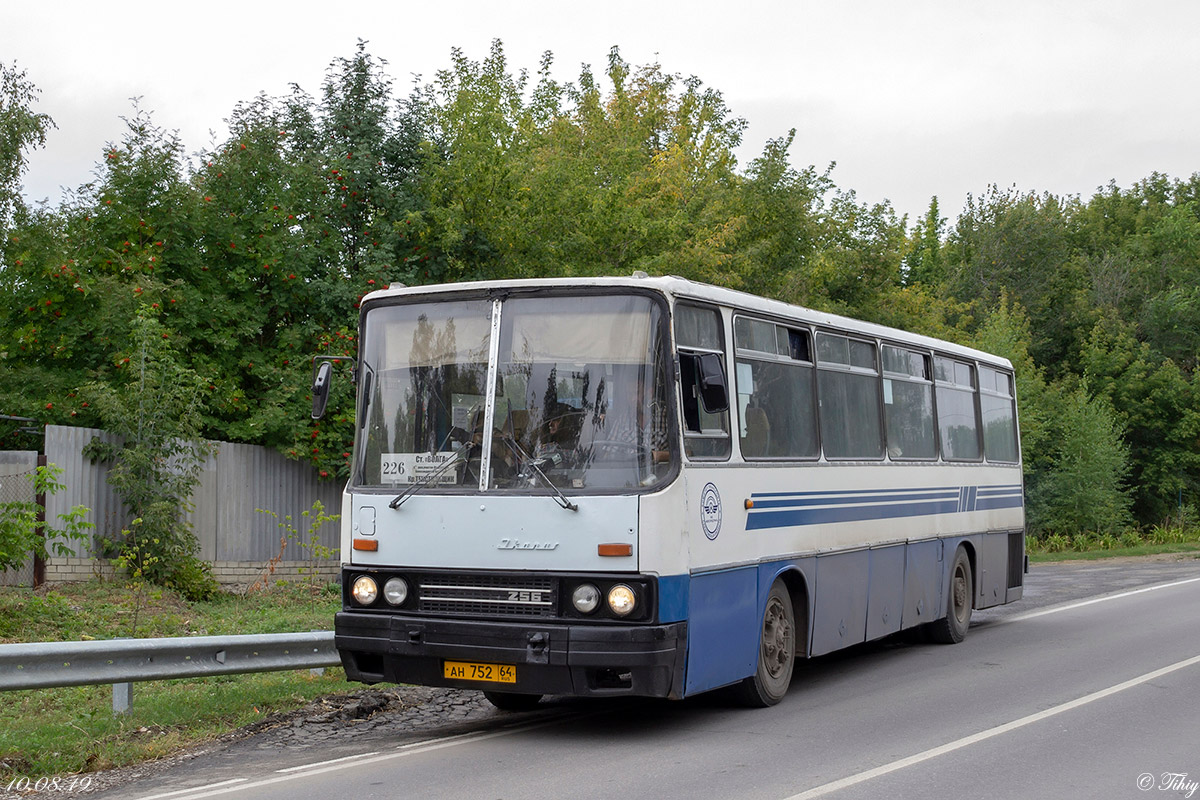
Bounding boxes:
443 660 516 684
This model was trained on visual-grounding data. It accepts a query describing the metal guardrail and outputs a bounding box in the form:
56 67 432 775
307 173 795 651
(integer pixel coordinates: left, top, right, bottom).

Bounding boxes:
0 632 340 712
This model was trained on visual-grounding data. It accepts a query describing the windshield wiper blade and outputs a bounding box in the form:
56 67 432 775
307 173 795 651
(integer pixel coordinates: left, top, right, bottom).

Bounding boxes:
503 437 578 513
526 459 579 512
388 446 472 510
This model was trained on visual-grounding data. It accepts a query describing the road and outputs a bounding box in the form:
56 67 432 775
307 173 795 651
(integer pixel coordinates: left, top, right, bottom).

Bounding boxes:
96 557 1200 800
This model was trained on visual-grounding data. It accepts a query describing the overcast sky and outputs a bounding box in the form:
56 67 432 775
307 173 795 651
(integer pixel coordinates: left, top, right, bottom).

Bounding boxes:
7 0 1199 225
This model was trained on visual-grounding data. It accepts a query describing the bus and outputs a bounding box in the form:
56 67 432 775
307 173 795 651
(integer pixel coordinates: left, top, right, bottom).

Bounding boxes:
315 274 1025 709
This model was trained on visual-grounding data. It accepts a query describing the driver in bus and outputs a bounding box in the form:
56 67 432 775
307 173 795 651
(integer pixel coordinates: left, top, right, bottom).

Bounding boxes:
532 402 577 468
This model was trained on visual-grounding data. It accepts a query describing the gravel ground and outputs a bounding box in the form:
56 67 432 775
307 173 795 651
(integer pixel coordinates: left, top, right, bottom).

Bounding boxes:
15 685 508 798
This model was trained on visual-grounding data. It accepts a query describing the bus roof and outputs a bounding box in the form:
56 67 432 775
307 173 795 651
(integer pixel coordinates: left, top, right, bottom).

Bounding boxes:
362 275 1014 370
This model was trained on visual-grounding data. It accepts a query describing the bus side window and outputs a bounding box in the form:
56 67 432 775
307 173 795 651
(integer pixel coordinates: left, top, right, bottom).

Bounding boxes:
734 318 818 460
934 356 982 460
679 352 731 458
675 304 731 460
882 345 937 460
817 333 884 459
979 366 1019 462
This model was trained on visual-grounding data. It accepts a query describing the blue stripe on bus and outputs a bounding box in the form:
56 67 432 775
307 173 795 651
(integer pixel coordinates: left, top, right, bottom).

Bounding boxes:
748 490 960 510
746 484 1022 531
657 574 690 623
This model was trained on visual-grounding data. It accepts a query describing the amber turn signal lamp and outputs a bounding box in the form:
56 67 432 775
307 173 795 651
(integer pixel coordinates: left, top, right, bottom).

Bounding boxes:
745 499 755 509
353 538 379 551
597 543 633 557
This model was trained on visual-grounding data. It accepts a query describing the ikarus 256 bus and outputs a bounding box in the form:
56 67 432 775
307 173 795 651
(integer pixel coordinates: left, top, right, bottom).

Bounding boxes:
312 275 1025 709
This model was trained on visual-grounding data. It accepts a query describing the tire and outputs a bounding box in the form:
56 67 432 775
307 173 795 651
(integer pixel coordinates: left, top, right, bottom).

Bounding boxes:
926 547 973 644
482 691 543 712
733 580 796 707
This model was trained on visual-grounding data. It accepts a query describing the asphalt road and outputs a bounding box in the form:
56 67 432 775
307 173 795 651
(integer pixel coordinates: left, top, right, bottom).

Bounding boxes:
96 556 1200 800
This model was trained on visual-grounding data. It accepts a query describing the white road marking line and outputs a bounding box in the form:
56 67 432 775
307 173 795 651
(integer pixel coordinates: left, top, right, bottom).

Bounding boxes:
396 731 482 749
274 751 380 773
785 652 1200 800
131 712 583 800
134 779 248 800
1000 575 1200 624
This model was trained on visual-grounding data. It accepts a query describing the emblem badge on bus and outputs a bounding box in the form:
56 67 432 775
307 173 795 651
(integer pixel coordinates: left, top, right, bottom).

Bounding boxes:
496 538 560 551
701 482 722 540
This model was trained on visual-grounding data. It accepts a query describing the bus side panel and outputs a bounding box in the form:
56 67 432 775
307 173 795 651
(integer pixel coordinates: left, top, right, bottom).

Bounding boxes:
901 539 943 630
865 544 906 641
811 551 870 656
976 531 1011 609
683 566 759 696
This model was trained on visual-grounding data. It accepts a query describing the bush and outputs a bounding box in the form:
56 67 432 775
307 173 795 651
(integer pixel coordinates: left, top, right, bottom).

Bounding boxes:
1043 533 1071 553
85 312 209 593
0 464 92 570
1119 531 1143 548
1027 383 1133 537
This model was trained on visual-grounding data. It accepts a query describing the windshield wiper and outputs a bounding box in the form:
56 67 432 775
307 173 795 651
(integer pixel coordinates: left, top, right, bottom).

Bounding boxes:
388 445 472 510
503 437 578 513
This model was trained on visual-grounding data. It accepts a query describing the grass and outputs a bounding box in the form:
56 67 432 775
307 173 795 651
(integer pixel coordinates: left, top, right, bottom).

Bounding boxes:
0 579 358 782
1026 521 1200 563
1029 541 1200 563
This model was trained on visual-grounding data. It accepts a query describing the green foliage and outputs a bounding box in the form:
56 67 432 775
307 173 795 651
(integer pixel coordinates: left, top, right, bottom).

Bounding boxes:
1026 520 1200 560
1080 316 1200 523
3 42 1200 538
0 464 93 571
973 299 1133 536
253 499 338 602
1027 382 1132 536
84 311 216 600
0 61 54 233
414 42 754 285
903 197 948 287
0 579 349 779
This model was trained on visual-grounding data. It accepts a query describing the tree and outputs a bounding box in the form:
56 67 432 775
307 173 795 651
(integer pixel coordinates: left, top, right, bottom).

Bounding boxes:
0 61 54 234
316 41 425 287
945 187 1093 373
84 310 216 599
791 188 906 321
903 196 947 287
1028 382 1132 536
415 42 753 285
973 298 1132 536
1081 316 1200 524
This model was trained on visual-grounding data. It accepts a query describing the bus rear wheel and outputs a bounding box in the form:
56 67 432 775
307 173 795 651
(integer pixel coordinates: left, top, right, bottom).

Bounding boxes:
482 691 543 712
734 580 795 707
927 547 973 644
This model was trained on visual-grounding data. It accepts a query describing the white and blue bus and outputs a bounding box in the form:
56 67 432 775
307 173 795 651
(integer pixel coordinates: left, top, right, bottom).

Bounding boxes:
316 275 1025 709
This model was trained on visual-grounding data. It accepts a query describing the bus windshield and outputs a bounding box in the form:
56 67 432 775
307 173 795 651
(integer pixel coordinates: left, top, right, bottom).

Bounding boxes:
355 292 675 493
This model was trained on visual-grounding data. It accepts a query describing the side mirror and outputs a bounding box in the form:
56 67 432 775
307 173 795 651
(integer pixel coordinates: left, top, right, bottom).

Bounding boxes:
697 352 729 413
311 360 333 420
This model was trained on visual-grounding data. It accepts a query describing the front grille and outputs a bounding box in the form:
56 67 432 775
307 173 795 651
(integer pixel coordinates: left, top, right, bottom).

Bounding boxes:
416 573 557 619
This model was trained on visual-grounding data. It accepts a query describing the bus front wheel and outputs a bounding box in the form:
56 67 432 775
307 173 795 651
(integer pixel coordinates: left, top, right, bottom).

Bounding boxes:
927 547 973 644
734 580 795 707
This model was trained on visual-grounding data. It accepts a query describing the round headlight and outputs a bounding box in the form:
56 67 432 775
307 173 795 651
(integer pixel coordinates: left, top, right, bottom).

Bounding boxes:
607 584 637 617
383 576 409 606
572 583 601 614
351 575 378 606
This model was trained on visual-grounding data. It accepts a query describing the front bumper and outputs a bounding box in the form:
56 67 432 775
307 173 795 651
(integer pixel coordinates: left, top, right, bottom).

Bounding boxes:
335 611 687 699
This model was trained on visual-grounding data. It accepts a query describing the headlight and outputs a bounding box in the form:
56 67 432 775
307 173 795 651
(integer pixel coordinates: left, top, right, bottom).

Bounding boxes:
352 575 378 605
383 576 409 606
607 584 637 617
572 583 600 614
